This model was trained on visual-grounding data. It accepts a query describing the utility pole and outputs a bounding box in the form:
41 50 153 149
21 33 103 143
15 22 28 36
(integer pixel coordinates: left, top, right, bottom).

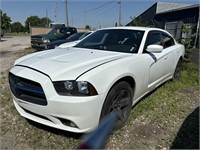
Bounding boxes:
84 10 86 27
65 0 69 27
46 9 49 27
71 17 74 26
54 2 57 22
118 0 122 26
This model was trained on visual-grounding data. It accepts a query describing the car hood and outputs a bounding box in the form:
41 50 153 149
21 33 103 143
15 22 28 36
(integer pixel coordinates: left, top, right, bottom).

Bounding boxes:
31 34 64 41
15 48 131 81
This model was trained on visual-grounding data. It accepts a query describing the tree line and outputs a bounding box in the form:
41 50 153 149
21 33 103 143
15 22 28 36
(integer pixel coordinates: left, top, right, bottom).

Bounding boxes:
1 9 52 33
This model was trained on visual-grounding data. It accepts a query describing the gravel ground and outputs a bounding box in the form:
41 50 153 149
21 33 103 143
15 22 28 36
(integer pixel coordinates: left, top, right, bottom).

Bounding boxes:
0 36 31 74
0 36 30 52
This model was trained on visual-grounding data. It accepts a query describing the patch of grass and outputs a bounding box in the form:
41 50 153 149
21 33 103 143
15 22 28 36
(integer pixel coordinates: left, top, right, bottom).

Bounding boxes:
4 32 30 36
107 61 199 149
129 61 199 121
180 62 199 88
125 61 199 149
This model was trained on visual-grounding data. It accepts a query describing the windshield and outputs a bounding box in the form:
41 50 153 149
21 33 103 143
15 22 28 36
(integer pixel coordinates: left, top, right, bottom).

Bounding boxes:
79 32 92 40
66 32 85 42
48 28 66 34
75 29 144 53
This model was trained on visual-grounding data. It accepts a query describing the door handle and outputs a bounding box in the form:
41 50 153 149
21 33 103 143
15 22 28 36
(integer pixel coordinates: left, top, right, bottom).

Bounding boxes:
164 56 168 60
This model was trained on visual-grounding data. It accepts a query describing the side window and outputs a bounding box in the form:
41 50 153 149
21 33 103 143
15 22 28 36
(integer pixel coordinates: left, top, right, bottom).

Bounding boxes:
147 32 162 46
143 31 162 53
162 33 175 48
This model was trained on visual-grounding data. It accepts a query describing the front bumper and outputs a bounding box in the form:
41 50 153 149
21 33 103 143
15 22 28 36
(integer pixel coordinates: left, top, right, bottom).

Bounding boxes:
9 66 104 133
31 42 48 50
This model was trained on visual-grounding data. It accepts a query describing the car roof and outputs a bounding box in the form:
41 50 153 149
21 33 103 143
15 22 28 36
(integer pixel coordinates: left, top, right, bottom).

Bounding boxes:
96 26 174 37
97 26 165 32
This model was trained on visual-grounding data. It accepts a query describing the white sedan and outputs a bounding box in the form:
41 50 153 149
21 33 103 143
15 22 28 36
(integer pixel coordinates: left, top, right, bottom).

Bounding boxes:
9 27 185 133
58 31 93 48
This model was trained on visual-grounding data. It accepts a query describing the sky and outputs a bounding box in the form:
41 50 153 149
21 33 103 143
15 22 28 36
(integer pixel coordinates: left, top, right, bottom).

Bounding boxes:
1 0 199 29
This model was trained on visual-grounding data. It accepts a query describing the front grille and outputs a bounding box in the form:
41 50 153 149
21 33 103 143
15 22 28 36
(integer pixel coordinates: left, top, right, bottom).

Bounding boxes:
31 37 43 43
9 73 47 105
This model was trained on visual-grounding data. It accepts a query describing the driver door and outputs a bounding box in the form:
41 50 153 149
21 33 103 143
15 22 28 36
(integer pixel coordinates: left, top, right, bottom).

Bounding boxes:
144 31 168 88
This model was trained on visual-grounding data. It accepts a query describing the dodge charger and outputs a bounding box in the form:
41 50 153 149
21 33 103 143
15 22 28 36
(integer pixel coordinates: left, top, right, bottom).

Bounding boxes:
9 27 185 133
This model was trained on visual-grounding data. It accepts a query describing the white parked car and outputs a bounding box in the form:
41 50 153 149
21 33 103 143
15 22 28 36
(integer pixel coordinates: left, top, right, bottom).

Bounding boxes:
58 31 93 48
9 27 185 133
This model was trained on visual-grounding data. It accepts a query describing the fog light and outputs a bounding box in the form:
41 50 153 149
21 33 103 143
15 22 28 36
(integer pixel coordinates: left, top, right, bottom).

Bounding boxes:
59 118 78 128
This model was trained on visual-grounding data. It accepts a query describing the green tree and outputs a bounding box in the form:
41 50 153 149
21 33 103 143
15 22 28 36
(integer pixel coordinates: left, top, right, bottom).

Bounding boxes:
1 10 11 41
25 16 41 31
1 9 12 30
11 22 25 33
130 17 147 27
85 25 91 30
180 22 196 49
40 17 52 27
25 16 52 32
176 22 197 61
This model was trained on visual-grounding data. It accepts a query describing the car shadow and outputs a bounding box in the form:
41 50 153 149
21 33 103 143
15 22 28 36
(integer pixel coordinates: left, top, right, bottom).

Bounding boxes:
170 107 199 149
189 48 199 65
0 39 7 42
26 119 83 139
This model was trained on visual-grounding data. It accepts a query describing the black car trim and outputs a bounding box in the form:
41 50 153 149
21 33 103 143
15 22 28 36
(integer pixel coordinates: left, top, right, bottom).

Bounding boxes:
15 65 53 81
75 56 128 80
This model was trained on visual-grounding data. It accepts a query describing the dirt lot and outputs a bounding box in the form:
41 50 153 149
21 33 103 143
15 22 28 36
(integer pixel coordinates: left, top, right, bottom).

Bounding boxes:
0 36 30 74
0 36 199 149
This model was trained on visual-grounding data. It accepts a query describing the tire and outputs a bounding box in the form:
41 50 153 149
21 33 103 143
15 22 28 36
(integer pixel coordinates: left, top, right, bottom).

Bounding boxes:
173 59 182 81
100 81 133 130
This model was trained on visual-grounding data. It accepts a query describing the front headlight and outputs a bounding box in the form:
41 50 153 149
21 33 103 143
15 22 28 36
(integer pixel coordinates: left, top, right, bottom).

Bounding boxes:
53 81 98 96
43 39 50 43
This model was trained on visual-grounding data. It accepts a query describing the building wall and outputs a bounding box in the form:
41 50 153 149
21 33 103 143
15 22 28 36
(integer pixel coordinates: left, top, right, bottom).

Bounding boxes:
154 6 199 29
31 27 90 35
31 27 51 35
154 6 199 47
126 2 199 47
156 2 191 13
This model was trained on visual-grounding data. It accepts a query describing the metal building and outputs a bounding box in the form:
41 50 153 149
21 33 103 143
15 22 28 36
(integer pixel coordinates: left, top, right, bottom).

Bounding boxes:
127 2 199 48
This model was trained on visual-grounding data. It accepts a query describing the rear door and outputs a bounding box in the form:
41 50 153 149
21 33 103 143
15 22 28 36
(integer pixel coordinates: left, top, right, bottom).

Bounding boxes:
161 32 176 77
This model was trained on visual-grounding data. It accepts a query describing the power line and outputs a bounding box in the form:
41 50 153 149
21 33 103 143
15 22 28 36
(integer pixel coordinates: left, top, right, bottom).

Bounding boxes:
84 0 115 13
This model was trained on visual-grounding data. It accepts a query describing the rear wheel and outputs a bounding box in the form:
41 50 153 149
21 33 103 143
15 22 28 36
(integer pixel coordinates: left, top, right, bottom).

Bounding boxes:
173 59 182 80
100 81 133 130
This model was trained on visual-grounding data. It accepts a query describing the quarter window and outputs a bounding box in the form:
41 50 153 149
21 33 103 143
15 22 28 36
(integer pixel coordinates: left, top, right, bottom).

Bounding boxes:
162 33 175 48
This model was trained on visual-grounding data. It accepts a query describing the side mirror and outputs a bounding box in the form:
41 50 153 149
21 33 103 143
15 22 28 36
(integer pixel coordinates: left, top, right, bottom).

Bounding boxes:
146 45 163 53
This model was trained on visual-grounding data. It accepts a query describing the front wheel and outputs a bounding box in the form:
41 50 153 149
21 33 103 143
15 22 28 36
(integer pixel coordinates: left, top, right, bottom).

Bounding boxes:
100 81 133 130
